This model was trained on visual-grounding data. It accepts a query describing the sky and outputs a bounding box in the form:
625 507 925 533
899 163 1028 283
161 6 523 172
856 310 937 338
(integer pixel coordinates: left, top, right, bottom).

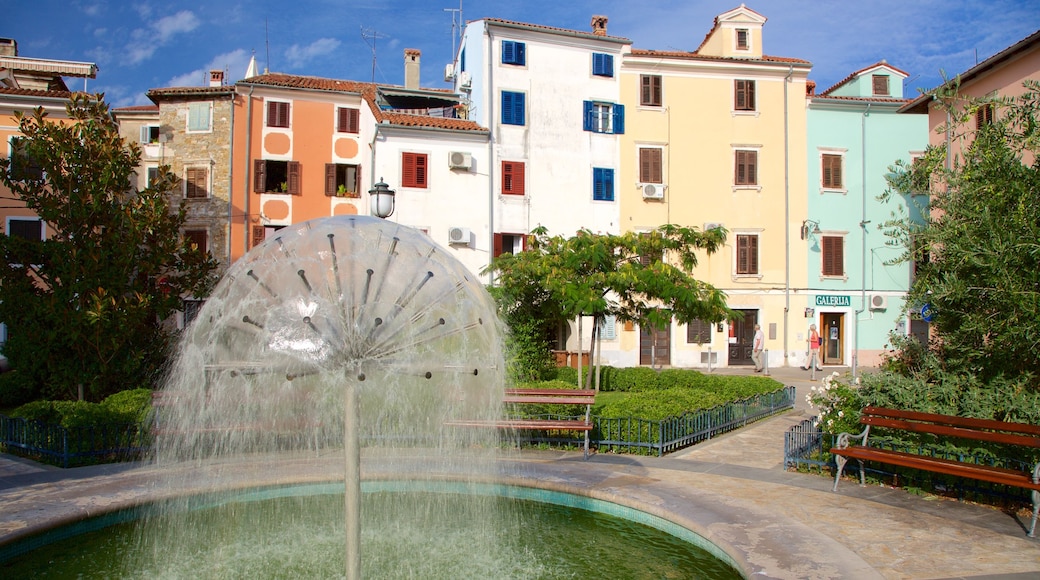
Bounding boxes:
7 1 1040 108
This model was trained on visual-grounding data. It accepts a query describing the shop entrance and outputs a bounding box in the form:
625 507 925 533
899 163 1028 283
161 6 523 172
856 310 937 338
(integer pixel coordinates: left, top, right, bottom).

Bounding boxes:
639 324 670 367
821 313 844 365
728 310 758 366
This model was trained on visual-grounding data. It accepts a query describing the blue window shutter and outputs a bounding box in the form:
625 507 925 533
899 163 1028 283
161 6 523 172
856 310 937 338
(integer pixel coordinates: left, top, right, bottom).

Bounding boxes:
502 91 524 125
516 42 526 66
604 168 614 201
593 168 614 201
592 168 603 200
502 92 513 124
502 41 513 64
460 48 466 72
515 93 525 125
600 315 617 340
612 104 624 134
583 101 594 132
604 54 613 76
593 54 614 77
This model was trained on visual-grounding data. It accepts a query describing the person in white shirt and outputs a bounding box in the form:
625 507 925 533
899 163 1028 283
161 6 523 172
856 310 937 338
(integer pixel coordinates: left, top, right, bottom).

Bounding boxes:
751 324 765 372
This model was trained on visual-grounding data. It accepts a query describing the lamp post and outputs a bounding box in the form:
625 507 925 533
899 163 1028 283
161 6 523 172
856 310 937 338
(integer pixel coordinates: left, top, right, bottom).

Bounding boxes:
800 219 821 240
369 178 395 219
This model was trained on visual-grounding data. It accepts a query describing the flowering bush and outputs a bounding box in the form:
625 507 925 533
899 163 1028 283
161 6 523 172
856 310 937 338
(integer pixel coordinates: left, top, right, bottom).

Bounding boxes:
806 372 864 435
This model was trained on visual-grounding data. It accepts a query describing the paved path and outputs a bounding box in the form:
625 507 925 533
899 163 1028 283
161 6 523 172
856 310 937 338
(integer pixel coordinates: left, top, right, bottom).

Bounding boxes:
2 365 1039 579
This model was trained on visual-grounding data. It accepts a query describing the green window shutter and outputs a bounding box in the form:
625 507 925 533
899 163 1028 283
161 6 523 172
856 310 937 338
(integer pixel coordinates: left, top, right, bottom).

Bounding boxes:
188 102 210 131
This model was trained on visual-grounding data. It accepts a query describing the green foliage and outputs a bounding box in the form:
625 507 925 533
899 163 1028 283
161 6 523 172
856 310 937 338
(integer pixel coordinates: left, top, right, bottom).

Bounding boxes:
552 366 579 384
503 319 555 383
0 371 37 407
8 388 152 428
0 94 218 403
806 373 865 435
100 388 154 423
609 366 660 392
881 79 1040 386
596 380 782 420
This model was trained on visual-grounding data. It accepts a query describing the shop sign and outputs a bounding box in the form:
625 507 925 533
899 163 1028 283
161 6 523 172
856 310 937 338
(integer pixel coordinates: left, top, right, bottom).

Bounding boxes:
814 295 850 307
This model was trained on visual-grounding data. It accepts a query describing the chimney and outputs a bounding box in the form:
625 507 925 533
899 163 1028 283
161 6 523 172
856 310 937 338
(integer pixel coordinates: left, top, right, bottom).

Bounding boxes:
404 48 421 89
0 38 17 57
591 15 608 36
806 80 816 96
209 70 224 87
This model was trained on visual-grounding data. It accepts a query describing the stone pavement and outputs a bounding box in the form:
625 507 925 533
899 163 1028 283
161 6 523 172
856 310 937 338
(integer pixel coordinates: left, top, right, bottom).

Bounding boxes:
2 364 1039 579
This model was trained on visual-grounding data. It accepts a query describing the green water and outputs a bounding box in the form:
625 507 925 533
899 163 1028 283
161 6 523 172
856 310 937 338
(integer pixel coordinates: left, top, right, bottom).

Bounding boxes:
2 491 742 579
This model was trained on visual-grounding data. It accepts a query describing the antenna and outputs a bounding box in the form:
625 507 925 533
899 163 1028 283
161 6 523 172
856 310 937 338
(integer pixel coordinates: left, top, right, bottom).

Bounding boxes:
444 0 463 63
265 18 271 73
361 26 388 83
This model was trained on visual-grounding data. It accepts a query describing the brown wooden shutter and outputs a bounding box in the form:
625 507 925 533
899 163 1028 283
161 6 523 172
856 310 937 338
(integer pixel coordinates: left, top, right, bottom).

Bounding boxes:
735 151 746 184
822 236 843 276
872 75 889 96
414 154 427 188
325 163 336 195
822 154 842 188
251 225 266 248
976 104 993 128
737 234 758 274
735 80 755 110
735 151 757 185
641 75 661 106
287 161 301 195
502 161 525 195
639 148 662 183
253 159 266 193
184 229 207 252
493 233 503 257
268 102 289 127
338 108 360 133
403 153 416 187
686 319 710 344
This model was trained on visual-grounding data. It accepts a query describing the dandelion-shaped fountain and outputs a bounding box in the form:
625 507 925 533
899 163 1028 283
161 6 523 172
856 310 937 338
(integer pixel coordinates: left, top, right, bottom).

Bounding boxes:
152 216 504 579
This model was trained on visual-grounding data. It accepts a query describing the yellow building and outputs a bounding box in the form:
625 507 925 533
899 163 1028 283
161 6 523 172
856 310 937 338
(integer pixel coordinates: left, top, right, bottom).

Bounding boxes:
615 6 810 369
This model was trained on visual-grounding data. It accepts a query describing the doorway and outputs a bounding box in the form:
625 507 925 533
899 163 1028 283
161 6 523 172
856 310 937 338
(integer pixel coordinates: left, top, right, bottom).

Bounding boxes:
728 309 757 366
821 313 844 365
639 324 670 367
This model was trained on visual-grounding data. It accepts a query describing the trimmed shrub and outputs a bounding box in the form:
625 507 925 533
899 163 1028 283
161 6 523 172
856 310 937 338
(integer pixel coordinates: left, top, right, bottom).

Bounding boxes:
101 388 153 424
9 388 153 428
610 367 659 392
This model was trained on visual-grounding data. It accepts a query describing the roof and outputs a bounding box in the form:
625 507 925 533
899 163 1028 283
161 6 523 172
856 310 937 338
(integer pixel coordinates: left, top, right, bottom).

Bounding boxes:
820 61 909 96
629 48 810 66
694 4 768 54
112 104 159 112
238 73 488 132
0 86 71 99
900 28 1040 113
810 94 913 105
477 17 631 44
146 86 236 102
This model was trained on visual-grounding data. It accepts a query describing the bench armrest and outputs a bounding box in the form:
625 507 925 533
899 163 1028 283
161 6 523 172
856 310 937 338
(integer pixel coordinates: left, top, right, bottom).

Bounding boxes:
834 425 870 449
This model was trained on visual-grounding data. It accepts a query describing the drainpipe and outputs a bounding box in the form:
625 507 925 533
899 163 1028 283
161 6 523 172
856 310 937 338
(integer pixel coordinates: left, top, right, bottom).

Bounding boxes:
369 123 383 193
242 85 255 257
486 27 496 285
783 65 793 367
226 92 235 268
854 102 872 378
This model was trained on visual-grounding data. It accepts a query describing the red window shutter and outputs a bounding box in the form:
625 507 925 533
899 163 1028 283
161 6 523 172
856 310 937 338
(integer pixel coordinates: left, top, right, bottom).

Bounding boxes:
251 226 266 248
493 233 503 257
414 154 427 188
325 163 336 196
403 153 416 187
253 159 266 193
502 161 525 195
338 108 360 133
822 236 844 276
287 161 301 195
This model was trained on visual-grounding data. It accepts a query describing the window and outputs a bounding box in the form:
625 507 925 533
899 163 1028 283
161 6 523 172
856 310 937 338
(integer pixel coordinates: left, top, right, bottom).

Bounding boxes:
7 218 43 241
140 125 160 143
501 40 526 66
734 150 758 186
460 47 466 72
187 102 211 132
736 29 749 50
325 163 361 196
583 101 624 134
592 53 613 77
145 166 160 188
402 152 428 188
592 167 614 201
267 101 290 128
9 137 43 181
337 107 360 133
599 315 617 340
871 75 889 96
686 319 712 344
821 154 843 189
185 167 209 198
253 159 301 194
639 148 663 184
501 161 525 195
641 75 662 107
493 233 526 257
501 91 525 126
976 104 994 128
822 236 844 277
735 80 756 111
736 234 759 275
184 229 208 254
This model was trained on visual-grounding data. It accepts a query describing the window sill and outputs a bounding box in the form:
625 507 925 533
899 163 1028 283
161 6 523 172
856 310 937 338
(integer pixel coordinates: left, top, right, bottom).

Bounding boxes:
732 185 761 192
819 188 847 195
328 194 361 199
733 273 763 281
638 104 664 110
732 110 759 118
819 274 849 283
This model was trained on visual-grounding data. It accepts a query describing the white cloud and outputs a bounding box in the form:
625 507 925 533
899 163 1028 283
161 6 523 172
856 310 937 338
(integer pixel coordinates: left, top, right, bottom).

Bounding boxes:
284 38 341 69
124 10 200 65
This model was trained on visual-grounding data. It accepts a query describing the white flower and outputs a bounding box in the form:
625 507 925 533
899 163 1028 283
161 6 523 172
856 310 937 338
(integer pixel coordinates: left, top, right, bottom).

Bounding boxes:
837 410 844 418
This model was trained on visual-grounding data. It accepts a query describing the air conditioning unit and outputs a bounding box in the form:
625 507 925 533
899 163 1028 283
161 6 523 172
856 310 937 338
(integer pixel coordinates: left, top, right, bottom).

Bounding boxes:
443 63 455 82
703 222 724 231
449 151 472 170
448 226 471 245
641 183 665 199
869 294 888 310
457 71 472 89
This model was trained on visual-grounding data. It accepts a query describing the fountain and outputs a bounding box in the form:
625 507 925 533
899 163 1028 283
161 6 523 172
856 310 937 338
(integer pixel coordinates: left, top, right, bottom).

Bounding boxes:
152 215 505 578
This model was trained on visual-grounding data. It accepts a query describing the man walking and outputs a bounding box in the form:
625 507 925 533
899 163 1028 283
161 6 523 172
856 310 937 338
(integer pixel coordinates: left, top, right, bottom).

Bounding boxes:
751 324 765 373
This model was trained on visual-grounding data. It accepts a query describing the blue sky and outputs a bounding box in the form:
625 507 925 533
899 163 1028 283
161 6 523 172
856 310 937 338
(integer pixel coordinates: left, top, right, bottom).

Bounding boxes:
8 1 1040 108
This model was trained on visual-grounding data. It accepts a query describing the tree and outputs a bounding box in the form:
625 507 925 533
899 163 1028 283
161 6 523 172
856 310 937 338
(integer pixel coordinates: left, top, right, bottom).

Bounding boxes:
0 94 218 403
487 225 733 389
881 79 1040 385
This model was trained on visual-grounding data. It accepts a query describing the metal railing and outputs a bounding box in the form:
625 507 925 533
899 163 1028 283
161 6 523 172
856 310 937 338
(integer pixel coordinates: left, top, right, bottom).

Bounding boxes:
0 415 149 468
595 386 795 456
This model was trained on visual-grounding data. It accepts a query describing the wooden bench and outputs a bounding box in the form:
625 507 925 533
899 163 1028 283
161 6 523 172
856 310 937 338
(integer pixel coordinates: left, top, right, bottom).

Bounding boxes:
831 406 1040 536
446 388 596 459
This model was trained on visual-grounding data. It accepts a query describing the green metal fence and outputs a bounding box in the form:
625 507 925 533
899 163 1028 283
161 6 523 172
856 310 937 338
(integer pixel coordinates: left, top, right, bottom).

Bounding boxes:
0 415 149 468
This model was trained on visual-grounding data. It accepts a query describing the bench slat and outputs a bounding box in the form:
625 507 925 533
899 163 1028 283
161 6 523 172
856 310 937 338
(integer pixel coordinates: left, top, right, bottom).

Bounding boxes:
505 389 596 397
502 396 595 405
832 445 1040 490
862 416 1040 448
444 419 592 431
863 406 1040 437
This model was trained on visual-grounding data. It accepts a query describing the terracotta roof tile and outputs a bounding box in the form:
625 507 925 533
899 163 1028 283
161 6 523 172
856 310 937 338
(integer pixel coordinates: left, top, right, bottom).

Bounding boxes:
0 87 72 99
113 104 159 112
629 48 810 65
146 86 235 102
693 5 768 53
811 95 913 104
479 17 631 43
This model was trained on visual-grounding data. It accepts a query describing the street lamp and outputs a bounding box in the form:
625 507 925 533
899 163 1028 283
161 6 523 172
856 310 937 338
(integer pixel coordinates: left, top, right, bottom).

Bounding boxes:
800 219 821 240
369 178 396 218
